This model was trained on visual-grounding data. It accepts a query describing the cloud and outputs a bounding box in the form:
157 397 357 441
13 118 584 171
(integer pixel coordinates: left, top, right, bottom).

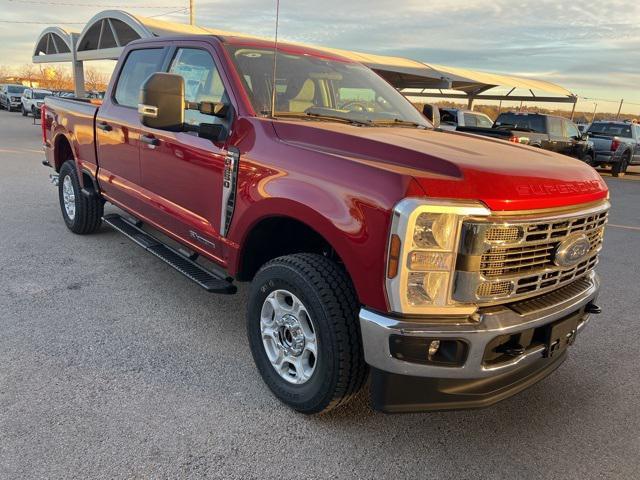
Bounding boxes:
0 0 637 108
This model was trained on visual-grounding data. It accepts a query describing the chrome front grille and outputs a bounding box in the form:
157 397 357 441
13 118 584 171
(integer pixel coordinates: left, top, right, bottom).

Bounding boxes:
454 202 609 304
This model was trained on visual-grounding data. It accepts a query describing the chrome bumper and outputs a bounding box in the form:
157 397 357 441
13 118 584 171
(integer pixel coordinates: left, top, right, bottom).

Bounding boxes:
360 272 599 379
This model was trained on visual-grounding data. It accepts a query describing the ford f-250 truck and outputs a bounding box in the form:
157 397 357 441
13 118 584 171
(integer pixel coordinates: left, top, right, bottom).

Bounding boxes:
42 34 609 414
458 112 594 162
587 121 640 177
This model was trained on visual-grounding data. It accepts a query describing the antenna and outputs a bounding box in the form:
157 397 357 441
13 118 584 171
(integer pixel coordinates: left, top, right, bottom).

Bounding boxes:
270 0 280 118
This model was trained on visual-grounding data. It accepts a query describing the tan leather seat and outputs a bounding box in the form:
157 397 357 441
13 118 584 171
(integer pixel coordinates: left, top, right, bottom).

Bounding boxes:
288 79 316 112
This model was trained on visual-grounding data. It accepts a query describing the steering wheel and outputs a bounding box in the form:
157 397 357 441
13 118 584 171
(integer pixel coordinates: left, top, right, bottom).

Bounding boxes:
341 101 368 113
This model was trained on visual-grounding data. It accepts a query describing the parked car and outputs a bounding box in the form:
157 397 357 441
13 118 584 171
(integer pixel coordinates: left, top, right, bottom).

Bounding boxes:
21 88 52 117
457 112 593 162
0 84 27 112
42 35 609 414
438 108 494 131
587 121 640 176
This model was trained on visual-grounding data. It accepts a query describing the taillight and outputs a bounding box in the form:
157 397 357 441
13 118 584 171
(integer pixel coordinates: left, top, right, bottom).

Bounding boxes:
611 138 620 152
40 104 47 145
508 136 519 143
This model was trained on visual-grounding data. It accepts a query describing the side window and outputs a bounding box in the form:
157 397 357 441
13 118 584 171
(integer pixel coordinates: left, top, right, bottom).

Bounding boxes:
463 113 478 127
565 120 580 139
476 115 494 128
114 48 165 108
548 117 563 137
169 48 227 127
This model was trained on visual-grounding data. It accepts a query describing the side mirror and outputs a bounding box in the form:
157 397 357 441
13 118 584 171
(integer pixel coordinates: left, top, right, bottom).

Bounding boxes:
138 73 184 131
581 133 589 141
422 104 440 128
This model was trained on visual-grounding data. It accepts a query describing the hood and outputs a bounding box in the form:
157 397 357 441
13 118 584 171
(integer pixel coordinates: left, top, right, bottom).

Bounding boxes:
272 121 608 211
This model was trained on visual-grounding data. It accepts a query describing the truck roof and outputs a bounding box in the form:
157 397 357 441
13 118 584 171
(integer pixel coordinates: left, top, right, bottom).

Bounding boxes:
128 34 359 65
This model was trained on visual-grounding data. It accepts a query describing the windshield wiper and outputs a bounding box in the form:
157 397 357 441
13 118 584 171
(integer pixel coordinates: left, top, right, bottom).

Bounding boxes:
370 118 427 128
304 111 372 126
268 111 372 126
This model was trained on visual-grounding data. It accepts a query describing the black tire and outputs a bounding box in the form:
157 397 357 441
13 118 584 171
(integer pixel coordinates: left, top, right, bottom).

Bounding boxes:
58 160 103 234
31 105 36 118
247 253 367 414
612 153 630 177
21 105 27 116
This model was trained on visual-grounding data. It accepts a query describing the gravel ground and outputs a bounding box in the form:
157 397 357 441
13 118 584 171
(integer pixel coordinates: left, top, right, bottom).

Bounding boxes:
1 108 639 479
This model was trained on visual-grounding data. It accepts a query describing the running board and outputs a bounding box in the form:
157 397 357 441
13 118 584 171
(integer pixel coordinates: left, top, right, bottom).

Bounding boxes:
103 214 237 294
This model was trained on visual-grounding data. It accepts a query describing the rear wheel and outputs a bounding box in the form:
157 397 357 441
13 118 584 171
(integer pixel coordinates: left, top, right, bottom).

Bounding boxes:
612 153 631 177
247 253 367 414
58 160 103 234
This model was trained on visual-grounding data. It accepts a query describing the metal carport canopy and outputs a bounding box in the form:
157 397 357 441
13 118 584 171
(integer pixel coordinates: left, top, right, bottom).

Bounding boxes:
31 10 575 106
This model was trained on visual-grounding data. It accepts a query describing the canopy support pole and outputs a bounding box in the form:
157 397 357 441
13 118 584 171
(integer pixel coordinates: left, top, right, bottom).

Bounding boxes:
467 96 475 110
570 97 577 120
70 34 85 97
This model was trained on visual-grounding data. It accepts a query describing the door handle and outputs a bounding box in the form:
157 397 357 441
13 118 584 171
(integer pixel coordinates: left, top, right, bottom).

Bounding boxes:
97 122 112 132
140 134 160 147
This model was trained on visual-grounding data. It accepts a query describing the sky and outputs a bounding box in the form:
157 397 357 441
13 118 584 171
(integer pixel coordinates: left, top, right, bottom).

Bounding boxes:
1 0 638 113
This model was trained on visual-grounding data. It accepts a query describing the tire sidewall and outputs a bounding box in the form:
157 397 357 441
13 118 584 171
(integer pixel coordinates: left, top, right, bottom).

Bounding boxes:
247 265 339 411
58 162 81 230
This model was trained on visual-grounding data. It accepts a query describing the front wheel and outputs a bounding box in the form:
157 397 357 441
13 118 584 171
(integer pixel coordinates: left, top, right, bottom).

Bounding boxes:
58 160 103 234
21 105 27 116
247 254 367 414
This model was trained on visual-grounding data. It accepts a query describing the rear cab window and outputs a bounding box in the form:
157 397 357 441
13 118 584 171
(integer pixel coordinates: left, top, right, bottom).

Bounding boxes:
495 113 546 133
114 48 166 108
588 123 633 138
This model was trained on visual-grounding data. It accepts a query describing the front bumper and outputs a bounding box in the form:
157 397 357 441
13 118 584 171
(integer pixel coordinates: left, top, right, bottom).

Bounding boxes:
360 272 599 412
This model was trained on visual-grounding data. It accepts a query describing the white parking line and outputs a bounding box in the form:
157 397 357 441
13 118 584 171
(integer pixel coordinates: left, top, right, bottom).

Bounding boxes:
609 223 640 232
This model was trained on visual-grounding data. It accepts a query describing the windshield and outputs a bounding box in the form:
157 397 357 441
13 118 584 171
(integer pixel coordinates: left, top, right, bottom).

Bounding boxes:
588 123 632 138
33 92 49 100
494 113 545 133
226 46 430 127
8 86 26 94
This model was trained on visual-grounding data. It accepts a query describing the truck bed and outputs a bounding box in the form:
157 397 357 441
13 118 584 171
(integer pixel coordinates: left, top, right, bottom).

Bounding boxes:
43 96 100 174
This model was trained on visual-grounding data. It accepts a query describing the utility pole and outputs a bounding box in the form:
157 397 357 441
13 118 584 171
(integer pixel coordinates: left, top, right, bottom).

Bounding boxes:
189 0 195 25
616 99 624 120
591 103 598 123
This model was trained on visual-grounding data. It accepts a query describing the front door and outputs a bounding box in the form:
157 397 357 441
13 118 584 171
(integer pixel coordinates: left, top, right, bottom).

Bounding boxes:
139 46 233 261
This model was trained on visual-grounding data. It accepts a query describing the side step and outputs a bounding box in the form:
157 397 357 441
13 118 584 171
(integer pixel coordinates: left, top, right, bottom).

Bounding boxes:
103 214 237 294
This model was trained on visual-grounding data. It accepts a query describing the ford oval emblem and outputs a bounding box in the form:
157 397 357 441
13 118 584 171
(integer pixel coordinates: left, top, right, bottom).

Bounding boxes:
554 233 591 268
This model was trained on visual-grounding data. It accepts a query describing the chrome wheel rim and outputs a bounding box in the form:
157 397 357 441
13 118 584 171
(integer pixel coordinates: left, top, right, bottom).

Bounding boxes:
62 175 76 220
260 289 317 385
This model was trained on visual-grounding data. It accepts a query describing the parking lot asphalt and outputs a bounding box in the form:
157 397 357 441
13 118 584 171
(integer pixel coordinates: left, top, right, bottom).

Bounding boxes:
1 108 639 480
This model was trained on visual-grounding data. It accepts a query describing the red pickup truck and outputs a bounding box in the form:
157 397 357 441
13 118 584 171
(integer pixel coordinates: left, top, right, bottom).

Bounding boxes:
42 34 609 414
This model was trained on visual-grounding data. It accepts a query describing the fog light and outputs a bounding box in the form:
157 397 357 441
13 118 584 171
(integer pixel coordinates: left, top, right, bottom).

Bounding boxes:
428 340 440 359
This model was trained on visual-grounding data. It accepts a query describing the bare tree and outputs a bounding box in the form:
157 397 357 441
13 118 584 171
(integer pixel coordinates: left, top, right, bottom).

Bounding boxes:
19 64 37 87
84 68 110 92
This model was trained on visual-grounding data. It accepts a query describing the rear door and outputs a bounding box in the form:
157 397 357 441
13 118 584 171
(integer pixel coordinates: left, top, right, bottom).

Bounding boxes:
546 116 566 153
95 47 168 211
138 44 234 261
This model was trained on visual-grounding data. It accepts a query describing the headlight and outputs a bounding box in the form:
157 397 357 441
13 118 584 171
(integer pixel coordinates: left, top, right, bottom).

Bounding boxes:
386 198 490 315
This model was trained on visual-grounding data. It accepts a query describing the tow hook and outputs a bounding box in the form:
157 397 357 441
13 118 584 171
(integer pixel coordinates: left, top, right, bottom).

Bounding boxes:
49 173 59 186
585 303 602 314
